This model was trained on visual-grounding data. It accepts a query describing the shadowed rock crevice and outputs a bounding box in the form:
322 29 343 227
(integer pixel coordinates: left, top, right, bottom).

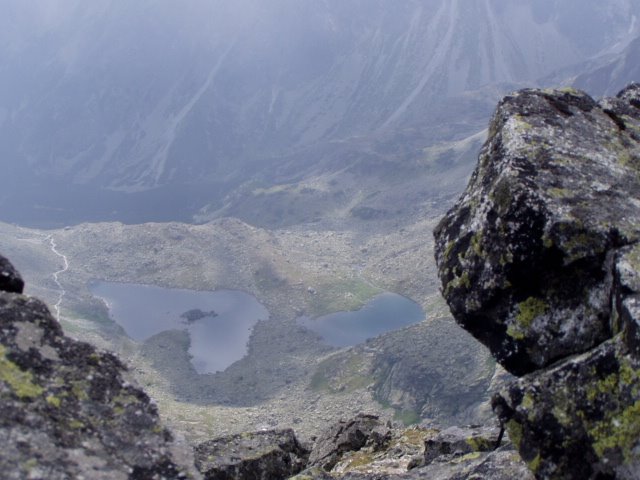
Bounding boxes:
435 84 640 478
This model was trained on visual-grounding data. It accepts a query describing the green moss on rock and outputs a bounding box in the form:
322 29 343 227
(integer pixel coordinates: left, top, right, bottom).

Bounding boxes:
0 345 43 399
516 297 547 329
590 400 640 461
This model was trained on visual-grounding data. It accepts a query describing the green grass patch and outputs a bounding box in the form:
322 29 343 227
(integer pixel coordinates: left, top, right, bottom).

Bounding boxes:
66 300 113 326
310 353 374 393
308 278 381 317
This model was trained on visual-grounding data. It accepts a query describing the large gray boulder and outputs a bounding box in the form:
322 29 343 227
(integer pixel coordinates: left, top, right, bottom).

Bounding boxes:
193 429 308 480
307 414 390 471
435 84 640 478
435 84 640 375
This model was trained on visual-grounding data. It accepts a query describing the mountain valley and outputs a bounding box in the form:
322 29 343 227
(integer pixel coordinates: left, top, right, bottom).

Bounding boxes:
1 2 640 477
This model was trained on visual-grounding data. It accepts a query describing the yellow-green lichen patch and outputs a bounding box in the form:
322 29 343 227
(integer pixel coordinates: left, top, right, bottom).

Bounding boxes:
471 231 484 257
513 114 534 132
521 392 535 411
111 391 141 415
444 271 471 297
466 435 493 452
68 419 84 429
528 453 542 473
583 359 640 462
46 395 61 408
23 458 38 471
617 149 640 173
562 231 607 264
452 451 482 464
507 297 547 340
0 345 43 399
506 419 524 450
70 381 89 401
558 87 581 95
506 324 526 340
517 297 547 329
400 427 432 446
444 241 456 260
551 404 573 427
586 362 640 403
548 187 572 199
590 400 640 461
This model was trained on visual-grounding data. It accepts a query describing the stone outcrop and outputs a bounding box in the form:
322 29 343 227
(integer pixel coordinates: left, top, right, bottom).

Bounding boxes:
0 254 197 479
293 417 531 480
423 425 501 465
307 414 390 471
0 255 24 294
193 429 308 479
435 84 640 478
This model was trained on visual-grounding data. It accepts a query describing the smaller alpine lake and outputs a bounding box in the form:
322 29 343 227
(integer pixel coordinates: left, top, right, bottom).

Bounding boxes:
89 282 269 374
298 292 425 347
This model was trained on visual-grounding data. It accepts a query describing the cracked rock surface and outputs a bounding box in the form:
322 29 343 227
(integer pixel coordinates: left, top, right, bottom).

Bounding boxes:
194 429 308 480
435 84 640 478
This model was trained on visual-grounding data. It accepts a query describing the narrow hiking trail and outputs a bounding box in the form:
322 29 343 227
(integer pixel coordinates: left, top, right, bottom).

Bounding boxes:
46 234 69 322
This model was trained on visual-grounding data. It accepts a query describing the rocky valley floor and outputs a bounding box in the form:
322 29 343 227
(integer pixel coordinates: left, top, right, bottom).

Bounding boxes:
0 210 496 446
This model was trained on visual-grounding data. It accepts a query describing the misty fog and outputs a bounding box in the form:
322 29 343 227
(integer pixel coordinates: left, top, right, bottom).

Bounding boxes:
0 0 638 226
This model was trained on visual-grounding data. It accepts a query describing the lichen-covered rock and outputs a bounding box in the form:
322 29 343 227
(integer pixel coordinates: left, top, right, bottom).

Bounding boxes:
295 418 531 480
0 289 197 479
0 254 24 294
493 338 640 478
193 429 308 480
434 84 640 375
423 425 501 465
292 445 532 480
307 414 390 471
435 84 640 479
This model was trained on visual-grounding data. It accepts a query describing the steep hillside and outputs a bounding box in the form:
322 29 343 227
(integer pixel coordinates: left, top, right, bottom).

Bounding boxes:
574 36 640 96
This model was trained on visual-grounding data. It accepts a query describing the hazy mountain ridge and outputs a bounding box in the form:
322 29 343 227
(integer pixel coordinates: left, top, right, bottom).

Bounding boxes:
2 0 639 226
574 36 640 96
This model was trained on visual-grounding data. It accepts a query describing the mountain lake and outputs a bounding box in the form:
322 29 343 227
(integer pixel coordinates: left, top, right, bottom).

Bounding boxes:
91 283 425 372
298 292 425 347
89 282 269 374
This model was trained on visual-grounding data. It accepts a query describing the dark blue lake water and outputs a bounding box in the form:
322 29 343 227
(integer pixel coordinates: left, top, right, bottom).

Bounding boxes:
298 292 425 347
89 282 269 374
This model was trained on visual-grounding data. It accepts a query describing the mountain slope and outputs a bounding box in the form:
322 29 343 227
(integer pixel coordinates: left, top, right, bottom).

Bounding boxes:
1 0 639 225
574 36 640 96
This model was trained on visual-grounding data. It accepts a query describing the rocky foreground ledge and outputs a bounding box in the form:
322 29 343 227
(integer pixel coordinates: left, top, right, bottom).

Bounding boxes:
0 256 199 478
435 83 640 478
